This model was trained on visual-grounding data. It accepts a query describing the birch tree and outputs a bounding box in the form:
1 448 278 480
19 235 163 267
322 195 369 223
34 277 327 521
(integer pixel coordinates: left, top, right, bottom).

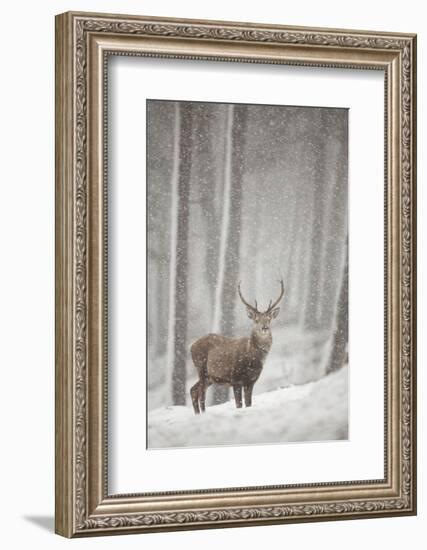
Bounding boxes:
194 107 221 312
212 105 233 334
304 111 328 329
221 104 247 335
167 102 193 405
211 103 248 404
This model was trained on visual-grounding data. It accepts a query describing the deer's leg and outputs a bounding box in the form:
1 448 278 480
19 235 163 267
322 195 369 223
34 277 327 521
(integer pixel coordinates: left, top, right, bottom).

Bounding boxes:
199 380 208 413
233 385 243 408
190 381 201 415
244 383 255 407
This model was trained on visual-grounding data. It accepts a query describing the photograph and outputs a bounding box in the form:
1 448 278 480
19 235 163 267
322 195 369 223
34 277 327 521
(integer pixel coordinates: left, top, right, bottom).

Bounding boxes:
147 99 349 449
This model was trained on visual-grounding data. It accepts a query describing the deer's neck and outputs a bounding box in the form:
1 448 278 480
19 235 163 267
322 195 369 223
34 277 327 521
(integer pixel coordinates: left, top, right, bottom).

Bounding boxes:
250 330 272 358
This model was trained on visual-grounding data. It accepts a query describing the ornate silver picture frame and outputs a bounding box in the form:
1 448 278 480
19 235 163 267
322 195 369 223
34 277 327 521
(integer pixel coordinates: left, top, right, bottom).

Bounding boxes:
55 11 417 537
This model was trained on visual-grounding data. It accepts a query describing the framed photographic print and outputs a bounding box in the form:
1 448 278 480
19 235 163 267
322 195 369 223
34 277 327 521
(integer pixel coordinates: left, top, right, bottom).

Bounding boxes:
55 11 417 537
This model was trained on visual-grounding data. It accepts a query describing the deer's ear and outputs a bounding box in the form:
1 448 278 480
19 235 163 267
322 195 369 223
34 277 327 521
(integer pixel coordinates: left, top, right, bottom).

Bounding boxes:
270 307 280 319
246 308 257 320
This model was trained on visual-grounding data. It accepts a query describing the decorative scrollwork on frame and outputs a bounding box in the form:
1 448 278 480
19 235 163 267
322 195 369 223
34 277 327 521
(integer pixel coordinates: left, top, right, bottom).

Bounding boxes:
81 498 408 531
71 15 415 532
74 17 89 529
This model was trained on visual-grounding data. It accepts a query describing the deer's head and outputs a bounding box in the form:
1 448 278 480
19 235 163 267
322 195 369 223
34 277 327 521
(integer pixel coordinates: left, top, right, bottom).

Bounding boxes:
238 280 285 343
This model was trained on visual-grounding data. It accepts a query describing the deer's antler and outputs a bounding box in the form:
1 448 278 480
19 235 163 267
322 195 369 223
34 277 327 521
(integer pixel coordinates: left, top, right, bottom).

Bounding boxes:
265 279 285 313
238 282 259 314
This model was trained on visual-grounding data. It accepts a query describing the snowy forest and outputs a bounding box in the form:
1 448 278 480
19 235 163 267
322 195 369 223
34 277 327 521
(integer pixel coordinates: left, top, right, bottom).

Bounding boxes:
147 99 348 448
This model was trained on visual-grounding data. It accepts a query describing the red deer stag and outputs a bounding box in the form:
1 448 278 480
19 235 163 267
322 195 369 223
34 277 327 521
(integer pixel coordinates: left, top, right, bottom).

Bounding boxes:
190 280 285 414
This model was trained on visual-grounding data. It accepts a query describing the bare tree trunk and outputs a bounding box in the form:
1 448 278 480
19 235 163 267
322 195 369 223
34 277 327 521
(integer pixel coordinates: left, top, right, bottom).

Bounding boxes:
281 187 299 323
326 239 348 374
244 180 258 300
255 182 267 301
157 267 168 357
211 104 248 404
212 105 233 334
320 133 348 328
195 109 221 314
221 104 247 335
281 120 306 325
299 176 315 327
210 107 233 405
167 103 193 405
305 111 328 330
147 265 159 355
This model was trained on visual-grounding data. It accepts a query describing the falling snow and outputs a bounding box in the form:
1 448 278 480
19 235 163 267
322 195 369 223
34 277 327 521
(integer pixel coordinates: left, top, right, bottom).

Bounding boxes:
147 99 348 448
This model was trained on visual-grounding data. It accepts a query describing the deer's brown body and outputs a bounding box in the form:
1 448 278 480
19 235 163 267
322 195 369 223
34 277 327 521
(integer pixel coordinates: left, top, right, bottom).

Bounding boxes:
190 281 284 414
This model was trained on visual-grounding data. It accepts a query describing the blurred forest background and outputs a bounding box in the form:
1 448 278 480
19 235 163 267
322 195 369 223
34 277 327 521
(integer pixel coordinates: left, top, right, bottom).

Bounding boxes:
147 100 348 411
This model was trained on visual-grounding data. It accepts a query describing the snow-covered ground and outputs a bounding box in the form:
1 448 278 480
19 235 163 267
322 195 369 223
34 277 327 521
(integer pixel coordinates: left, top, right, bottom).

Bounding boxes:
148 366 348 449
